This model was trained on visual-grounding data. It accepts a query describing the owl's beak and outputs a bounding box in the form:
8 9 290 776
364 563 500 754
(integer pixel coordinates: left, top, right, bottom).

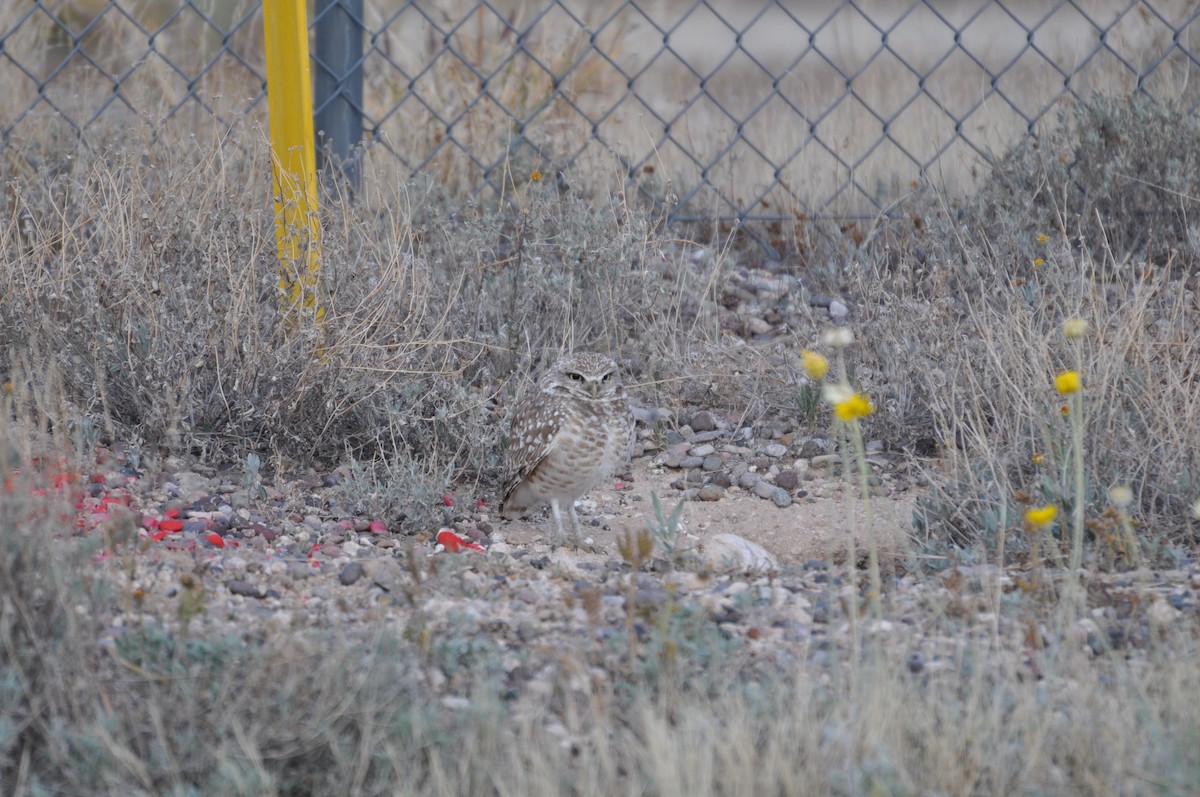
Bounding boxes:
589 382 601 398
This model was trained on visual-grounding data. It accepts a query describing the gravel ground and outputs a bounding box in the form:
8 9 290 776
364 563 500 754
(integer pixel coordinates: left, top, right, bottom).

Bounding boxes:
71 411 1200 715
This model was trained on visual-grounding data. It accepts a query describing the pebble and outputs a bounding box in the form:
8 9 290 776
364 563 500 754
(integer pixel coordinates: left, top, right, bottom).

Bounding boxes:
339 562 365 586
365 559 405 592
762 443 788 458
701 454 723 472
1147 597 1179 628
662 443 691 468
689 410 719 432
689 443 716 458
227 580 265 598
703 533 778 572
752 481 777 501
696 483 726 502
171 471 212 494
774 470 799 490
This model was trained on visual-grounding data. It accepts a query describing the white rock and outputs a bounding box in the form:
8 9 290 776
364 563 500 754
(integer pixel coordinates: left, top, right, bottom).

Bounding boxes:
702 533 778 572
1147 596 1179 628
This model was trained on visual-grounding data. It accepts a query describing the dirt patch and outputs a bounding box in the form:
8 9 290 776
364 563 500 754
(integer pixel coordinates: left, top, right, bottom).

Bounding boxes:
492 456 918 566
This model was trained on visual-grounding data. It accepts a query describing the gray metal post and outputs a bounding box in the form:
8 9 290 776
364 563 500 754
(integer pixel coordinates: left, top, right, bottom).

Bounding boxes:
313 0 364 195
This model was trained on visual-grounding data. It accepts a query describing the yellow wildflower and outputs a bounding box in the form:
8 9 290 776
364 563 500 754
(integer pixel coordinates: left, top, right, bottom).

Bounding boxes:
1033 258 1045 267
820 327 854 349
1031 452 1045 465
800 350 829 381
1025 505 1058 528
834 392 874 422
1055 370 1081 395
1037 234 1050 244
1108 485 1133 509
531 169 543 182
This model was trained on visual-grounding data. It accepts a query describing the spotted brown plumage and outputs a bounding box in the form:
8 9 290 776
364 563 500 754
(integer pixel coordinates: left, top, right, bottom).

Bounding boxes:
500 352 633 547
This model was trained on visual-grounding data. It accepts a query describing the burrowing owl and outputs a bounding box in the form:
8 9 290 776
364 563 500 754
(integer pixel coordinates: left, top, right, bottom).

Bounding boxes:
500 352 633 547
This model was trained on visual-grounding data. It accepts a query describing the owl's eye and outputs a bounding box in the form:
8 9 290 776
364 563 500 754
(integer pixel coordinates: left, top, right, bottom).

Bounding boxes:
566 372 583 381
601 372 613 382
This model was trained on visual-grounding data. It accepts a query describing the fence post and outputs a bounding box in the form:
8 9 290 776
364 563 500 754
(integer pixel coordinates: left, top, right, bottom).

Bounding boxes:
263 0 323 326
314 0 365 195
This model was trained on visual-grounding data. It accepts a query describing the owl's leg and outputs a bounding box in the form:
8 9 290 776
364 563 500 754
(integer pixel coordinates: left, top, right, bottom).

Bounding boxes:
548 498 569 548
549 498 592 550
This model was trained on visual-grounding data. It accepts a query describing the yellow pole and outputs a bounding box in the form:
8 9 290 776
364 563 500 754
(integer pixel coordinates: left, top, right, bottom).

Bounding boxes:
263 0 323 325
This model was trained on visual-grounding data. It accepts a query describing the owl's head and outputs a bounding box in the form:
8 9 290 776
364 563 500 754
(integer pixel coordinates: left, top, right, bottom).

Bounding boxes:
541 352 624 400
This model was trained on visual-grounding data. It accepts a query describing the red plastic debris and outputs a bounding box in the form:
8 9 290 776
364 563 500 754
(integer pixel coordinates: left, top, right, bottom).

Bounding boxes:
441 493 455 507
164 507 180 519
204 532 225 548
159 519 184 533
151 530 169 542
368 519 387 534
436 529 484 553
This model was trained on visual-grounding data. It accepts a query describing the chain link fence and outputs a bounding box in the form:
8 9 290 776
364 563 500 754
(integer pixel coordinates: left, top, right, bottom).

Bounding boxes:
3 0 1198 223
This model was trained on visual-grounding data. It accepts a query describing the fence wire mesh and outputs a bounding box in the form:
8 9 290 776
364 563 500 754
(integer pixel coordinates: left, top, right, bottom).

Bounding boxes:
3 0 1199 223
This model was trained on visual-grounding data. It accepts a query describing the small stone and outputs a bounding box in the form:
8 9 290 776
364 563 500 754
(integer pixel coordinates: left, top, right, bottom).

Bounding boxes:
696 483 726 501
737 472 760 491
678 456 705 469
227 580 265 599
689 410 718 432
770 487 792 508
829 300 849 321
763 443 788 458
662 443 691 468
171 470 212 494
752 481 777 501
689 443 716 458
339 562 365 586
1147 596 1179 628
703 533 778 572
744 315 772 336
364 558 405 592
774 470 799 490
710 471 733 489
701 454 723 472
286 562 315 580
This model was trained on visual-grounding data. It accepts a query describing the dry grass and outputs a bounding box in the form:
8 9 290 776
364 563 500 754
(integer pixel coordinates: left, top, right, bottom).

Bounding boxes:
2 430 1199 794
845 95 1200 556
